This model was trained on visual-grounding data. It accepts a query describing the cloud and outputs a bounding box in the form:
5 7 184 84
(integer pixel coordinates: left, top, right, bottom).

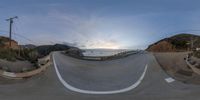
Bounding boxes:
12 7 200 49
16 11 152 49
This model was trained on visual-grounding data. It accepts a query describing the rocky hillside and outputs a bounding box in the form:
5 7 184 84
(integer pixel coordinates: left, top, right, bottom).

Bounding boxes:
0 36 19 49
147 33 200 52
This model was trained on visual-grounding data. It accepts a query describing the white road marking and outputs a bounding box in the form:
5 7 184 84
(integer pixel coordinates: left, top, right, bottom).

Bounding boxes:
3 72 16 77
165 77 175 83
52 53 148 94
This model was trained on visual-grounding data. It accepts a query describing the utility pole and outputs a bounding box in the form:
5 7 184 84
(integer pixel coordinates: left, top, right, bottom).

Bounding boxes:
191 36 193 50
6 16 18 48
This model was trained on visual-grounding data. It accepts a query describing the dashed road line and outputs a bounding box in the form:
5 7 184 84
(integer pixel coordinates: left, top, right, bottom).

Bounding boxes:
165 77 175 83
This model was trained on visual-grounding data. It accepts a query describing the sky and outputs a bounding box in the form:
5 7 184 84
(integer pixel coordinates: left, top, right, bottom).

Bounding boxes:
0 0 200 49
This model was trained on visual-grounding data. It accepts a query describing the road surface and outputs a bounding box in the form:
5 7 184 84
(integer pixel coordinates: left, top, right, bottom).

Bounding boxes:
0 51 199 100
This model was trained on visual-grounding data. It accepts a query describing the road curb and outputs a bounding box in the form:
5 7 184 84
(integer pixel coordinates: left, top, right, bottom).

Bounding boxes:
0 55 51 79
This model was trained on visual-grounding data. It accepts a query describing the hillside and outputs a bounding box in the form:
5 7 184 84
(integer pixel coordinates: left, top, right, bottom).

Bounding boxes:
0 36 81 61
35 44 72 57
20 44 36 49
147 33 200 52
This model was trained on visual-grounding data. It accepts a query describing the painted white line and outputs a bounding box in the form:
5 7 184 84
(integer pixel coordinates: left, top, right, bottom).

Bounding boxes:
3 72 16 77
165 77 175 83
52 53 148 94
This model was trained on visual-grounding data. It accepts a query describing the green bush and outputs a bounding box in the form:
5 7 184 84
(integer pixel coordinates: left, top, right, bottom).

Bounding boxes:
18 48 39 63
0 49 17 61
171 40 188 49
0 48 39 63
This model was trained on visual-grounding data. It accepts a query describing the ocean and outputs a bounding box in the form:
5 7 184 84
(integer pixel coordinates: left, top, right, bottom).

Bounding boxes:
82 49 132 57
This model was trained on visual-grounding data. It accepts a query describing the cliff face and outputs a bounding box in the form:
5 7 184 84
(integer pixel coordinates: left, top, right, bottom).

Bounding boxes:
147 41 176 52
147 33 200 52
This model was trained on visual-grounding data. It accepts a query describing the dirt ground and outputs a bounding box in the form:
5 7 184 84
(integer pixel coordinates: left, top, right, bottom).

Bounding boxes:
153 52 200 85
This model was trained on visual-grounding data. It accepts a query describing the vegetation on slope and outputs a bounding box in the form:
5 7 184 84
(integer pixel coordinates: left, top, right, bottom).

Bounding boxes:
147 33 200 52
35 44 71 57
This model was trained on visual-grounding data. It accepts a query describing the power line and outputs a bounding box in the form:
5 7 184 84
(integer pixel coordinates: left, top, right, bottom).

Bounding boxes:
1 18 56 46
0 32 7 35
13 32 38 44
12 21 55 45
0 30 8 33
0 29 38 44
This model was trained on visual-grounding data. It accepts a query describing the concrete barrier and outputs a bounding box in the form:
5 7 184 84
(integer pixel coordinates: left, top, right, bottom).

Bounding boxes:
0 55 51 79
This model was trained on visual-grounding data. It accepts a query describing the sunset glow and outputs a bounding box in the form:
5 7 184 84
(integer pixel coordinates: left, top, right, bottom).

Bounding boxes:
87 41 120 49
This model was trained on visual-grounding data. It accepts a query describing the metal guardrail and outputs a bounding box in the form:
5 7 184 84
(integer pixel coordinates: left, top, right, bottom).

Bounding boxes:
81 50 139 61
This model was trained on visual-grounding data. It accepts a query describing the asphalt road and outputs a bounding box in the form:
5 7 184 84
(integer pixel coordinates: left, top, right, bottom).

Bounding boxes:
0 51 200 100
53 52 148 92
